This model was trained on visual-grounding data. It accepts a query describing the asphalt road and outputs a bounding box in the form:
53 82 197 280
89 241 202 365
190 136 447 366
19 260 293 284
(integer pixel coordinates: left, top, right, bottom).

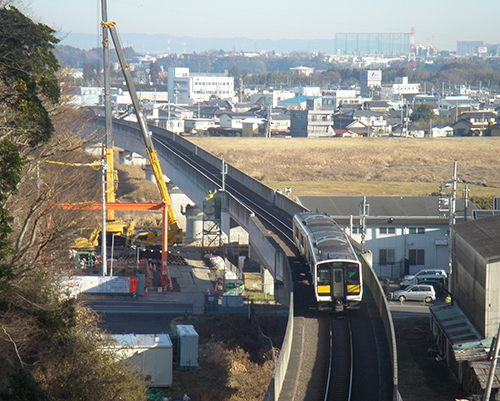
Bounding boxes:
387 298 447 319
83 299 191 335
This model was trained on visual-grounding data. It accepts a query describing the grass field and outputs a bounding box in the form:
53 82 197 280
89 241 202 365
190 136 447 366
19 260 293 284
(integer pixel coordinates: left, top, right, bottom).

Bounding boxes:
189 136 500 199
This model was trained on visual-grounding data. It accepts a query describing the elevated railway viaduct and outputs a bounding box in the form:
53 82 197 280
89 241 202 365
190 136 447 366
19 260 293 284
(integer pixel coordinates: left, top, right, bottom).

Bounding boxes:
91 116 399 401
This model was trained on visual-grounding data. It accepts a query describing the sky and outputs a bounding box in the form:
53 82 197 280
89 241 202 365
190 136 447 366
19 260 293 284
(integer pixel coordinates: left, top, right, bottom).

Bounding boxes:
27 0 500 52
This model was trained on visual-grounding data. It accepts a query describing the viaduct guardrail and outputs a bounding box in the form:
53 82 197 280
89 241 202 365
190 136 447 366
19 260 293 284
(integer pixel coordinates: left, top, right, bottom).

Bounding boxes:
91 116 398 400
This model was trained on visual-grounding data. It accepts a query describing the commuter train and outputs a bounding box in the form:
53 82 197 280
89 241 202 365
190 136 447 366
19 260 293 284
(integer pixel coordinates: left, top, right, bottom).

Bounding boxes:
292 212 363 312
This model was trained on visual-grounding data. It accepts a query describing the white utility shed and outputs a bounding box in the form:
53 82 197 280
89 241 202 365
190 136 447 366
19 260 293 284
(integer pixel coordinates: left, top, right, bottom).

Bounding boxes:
108 334 173 387
176 325 199 369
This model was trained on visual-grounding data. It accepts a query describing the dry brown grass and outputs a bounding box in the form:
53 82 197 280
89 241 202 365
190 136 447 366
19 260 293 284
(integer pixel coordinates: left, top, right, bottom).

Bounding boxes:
165 315 284 401
189 137 500 197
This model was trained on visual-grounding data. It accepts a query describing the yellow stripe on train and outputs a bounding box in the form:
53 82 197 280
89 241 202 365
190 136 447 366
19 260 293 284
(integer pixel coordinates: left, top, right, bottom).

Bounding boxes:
318 284 360 294
317 285 330 293
347 284 361 294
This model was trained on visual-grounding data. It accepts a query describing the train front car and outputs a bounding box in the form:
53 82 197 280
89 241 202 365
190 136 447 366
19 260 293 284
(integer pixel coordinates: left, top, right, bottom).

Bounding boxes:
293 212 363 312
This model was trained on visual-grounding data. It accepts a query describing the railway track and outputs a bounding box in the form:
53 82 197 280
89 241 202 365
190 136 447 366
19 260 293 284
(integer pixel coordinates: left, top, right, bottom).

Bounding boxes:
326 315 353 401
152 130 394 401
154 134 294 242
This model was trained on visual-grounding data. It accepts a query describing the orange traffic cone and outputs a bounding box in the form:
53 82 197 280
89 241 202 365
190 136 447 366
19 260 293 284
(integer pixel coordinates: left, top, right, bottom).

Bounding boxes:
144 287 149 296
206 287 211 295
214 287 218 296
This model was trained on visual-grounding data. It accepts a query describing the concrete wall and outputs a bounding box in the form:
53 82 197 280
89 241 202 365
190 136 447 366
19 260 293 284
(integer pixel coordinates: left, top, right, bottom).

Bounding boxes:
353 238 399 401
486 260 500 338
452 234 487 337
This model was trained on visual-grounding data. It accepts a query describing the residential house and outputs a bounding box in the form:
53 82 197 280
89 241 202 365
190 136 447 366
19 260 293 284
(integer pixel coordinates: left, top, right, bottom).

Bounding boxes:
332 108 388 136
491 123 500 136
321 89 367 110
268 112 291 135
380 76 420 102
451 214 500 339
249 90 295 108
183 118 217 133
437 96 479 119
363 100 391 113
219 112 262 129
452 110 497 136
351 109 387 135
430 125 454 137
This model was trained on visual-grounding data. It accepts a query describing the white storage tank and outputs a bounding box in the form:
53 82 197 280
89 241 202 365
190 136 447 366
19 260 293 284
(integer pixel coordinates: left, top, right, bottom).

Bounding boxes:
108 334 173 387
176 325 199 369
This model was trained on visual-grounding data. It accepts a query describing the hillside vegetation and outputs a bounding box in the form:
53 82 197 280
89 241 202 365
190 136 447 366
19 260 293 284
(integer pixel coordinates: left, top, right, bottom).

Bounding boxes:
189 137 500 199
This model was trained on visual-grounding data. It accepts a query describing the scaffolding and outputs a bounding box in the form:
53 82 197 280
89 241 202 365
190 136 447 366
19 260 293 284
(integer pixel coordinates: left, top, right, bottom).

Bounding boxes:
202 192 222 248
334 32 410 55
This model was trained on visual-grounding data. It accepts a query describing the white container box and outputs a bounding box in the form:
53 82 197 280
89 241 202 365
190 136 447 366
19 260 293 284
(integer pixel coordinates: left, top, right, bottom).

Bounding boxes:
108 334 173 387
176 325 199 369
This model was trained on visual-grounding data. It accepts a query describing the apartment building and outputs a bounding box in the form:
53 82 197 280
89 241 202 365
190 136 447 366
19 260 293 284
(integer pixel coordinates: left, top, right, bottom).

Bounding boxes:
168 67 235 105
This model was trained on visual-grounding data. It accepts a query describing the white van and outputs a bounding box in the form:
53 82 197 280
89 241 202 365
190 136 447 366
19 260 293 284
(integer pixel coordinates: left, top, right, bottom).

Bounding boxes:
393 284 436 303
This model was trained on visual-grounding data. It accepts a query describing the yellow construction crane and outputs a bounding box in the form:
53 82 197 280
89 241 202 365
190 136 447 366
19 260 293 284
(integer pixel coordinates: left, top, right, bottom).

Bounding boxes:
100 20 183 244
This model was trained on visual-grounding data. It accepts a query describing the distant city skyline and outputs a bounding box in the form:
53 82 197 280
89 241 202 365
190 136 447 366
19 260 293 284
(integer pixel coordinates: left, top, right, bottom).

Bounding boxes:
28 0 500 52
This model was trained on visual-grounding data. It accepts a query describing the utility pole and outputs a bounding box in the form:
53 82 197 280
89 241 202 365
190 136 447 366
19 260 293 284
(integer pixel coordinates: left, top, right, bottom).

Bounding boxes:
448 161 458 292
266 103 272 138
359 196 369 253
483 322 500 401
221 156 227 192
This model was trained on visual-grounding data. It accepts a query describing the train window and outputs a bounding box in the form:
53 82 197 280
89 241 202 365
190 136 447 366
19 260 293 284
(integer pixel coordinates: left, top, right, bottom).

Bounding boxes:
317 269 330 283
345 264 360 282
334 270 342 283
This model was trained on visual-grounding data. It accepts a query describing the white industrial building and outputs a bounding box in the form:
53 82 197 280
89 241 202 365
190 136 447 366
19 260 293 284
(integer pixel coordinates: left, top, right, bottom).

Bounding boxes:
168 67 235 105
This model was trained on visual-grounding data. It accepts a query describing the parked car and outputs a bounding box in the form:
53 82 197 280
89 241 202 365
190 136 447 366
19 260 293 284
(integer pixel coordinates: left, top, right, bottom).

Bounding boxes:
401 269 447 287
418 278 447 296
393 284 436 303
400 274 447 289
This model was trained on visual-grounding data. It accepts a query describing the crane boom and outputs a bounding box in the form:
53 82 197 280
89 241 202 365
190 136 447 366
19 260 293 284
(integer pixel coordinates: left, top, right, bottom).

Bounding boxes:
103 21 182 243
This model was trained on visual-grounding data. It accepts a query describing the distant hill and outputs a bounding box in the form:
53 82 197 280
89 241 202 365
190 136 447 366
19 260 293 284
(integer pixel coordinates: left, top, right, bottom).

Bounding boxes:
57 31 338 55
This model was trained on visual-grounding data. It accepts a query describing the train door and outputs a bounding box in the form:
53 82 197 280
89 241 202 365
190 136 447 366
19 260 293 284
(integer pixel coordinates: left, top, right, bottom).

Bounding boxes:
317 263 345 311
331 268 344 300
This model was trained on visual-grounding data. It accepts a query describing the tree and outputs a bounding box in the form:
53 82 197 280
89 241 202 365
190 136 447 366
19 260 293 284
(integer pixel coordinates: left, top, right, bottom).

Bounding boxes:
83 62 98 84
0 5 60 290
0 73 149 400
0 6 149 400
149 61 160 83
411 104 436 122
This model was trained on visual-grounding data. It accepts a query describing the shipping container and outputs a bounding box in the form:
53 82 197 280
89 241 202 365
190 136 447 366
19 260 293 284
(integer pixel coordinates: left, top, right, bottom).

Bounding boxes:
176 325 199 369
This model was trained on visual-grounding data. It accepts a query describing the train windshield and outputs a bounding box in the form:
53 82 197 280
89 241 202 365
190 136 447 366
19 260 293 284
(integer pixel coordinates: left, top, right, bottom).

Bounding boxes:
345 263 360 284
317 262 344 284
317 262 359 285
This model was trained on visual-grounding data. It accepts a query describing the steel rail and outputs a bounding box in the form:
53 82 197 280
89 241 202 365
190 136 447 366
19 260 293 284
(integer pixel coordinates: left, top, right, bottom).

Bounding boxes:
153 135 294 242
325 315 354 401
